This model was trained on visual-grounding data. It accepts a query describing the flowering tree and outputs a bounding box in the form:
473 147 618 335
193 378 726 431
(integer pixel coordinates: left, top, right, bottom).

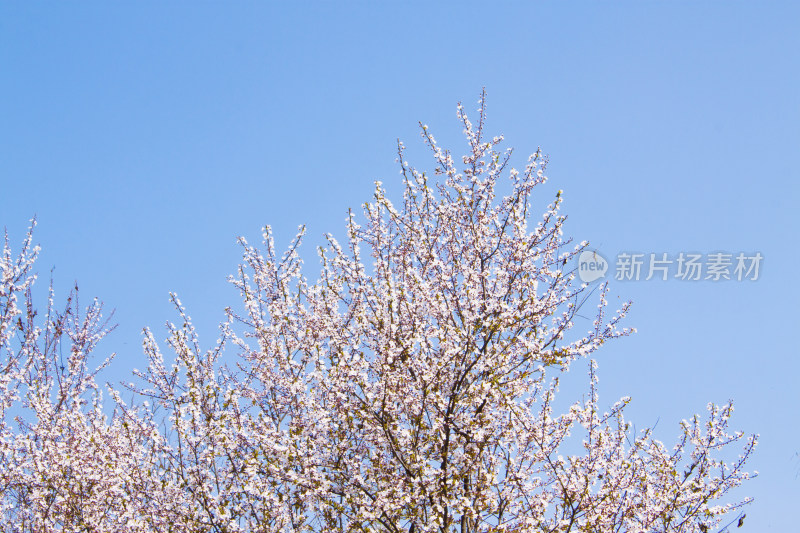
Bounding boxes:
0 93 756 532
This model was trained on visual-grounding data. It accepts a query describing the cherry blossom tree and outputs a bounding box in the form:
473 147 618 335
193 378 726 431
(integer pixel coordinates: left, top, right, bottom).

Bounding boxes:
0 92 756 532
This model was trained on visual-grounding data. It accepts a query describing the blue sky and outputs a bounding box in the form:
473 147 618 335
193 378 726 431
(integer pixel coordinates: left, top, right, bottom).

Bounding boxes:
1 2 798 529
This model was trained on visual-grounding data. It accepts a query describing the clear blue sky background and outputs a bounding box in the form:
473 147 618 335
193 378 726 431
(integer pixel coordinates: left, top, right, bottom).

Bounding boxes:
1 2 797 529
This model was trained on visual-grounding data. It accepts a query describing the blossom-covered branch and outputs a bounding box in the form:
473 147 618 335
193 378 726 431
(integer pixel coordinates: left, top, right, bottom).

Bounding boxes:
0 93 756 532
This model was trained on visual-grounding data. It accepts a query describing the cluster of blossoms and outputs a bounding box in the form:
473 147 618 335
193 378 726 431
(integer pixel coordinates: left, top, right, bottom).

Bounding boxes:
0 93 756 532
